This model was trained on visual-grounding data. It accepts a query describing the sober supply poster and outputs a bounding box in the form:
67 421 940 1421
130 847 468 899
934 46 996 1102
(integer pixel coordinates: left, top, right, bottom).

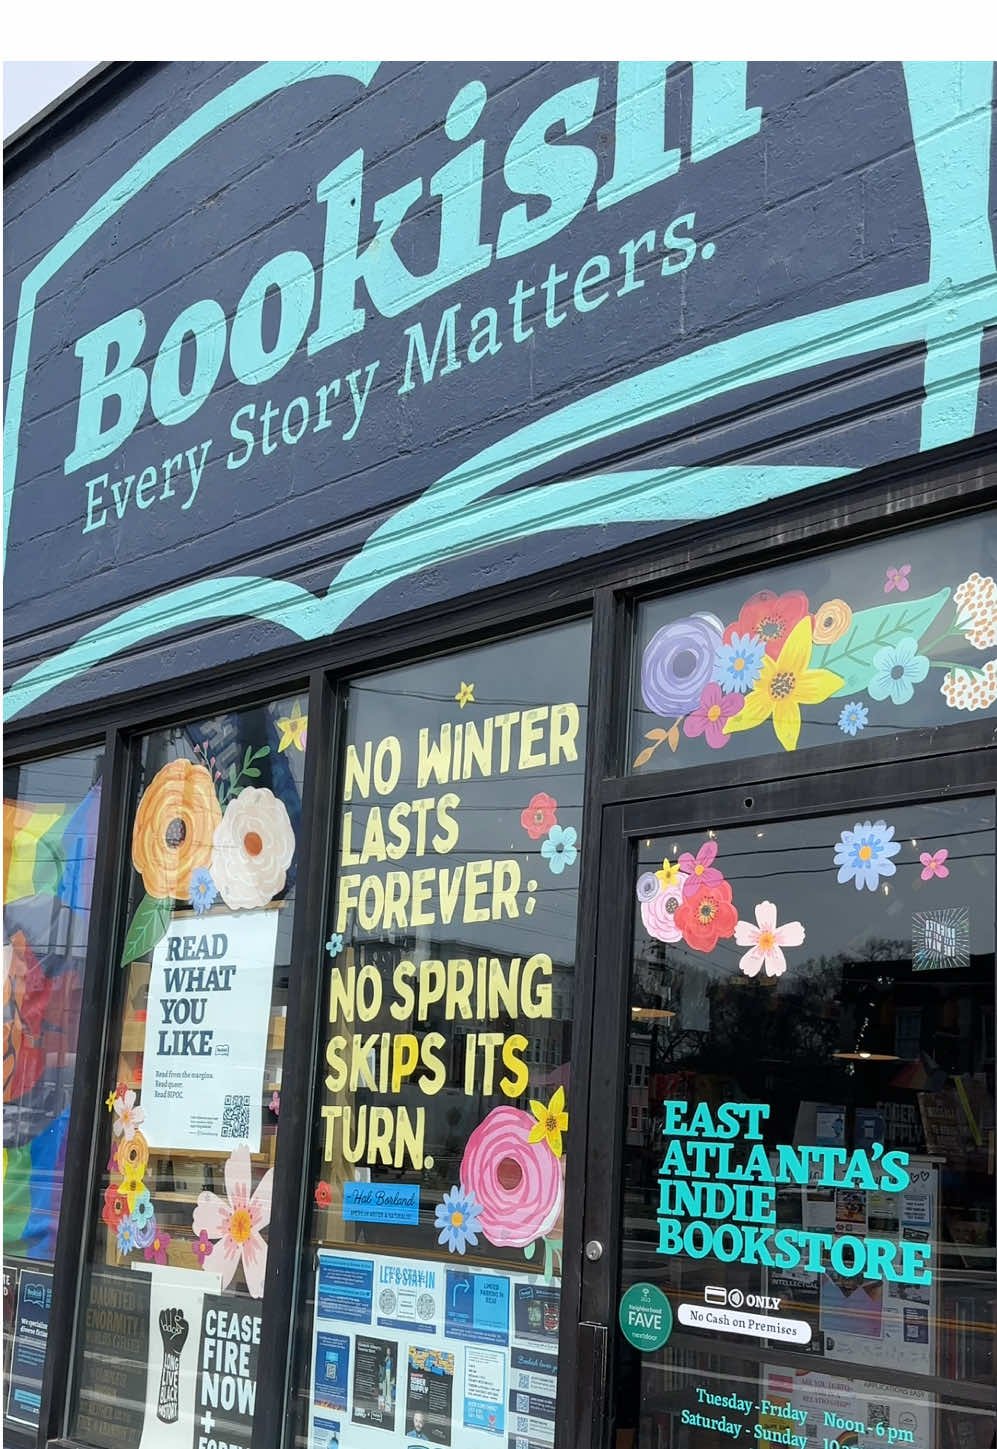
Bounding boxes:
309 1248 559 1449
141 909 278 1152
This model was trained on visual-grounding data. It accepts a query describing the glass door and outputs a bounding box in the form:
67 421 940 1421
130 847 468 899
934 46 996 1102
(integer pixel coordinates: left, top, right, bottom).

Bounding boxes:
578 753 996 1449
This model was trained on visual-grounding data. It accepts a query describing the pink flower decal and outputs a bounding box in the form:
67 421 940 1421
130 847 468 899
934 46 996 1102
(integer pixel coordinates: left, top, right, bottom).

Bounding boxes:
683 684 743 749
884 565 911 594
192 1230 212 1266
460 1106 563 1248
641 873 687 943
734 900 805 978
112 1088 145 1141
143 1227 171 1266
678 840 723 899
192 1145 272 1296
269 1090 280 1118
919 849 949 881
521 793 558 840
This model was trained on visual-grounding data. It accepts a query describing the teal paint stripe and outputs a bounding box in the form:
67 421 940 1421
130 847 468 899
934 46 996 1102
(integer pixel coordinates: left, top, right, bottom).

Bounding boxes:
2 62 379 552
3 463 850 721
903 61 995 449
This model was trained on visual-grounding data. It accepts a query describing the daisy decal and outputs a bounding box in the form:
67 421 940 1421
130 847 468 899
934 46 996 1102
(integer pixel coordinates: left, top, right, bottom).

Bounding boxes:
833 820 901 891
188 867 218 916
735 901 805 978
713 632 765 693
838 701 869 736
435 1186 483 1254
528 1087 569 1158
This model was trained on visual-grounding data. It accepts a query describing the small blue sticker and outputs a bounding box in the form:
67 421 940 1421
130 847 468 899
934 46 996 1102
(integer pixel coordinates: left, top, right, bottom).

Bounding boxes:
343 1181 421 1226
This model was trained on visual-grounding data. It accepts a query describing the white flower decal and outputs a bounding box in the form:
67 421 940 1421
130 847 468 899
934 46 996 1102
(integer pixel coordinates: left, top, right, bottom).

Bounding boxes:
734 900 805 978
112 1088 145 1140
210 787 295 910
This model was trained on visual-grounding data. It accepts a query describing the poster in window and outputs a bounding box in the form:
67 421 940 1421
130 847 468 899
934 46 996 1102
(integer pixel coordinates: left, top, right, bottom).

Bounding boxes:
140 910 278 1152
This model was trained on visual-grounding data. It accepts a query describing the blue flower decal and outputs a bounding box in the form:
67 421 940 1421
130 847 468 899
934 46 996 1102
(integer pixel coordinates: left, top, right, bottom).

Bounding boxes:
116 1214 137 1256
541 825 578 875
131 1189 155 1227
326 933 344 957
713 632 765 694
189 867 217 916
435 1186 483 1254
833 819 901 891
867 638 929 706
838 701 869 736
132 1213 158 1250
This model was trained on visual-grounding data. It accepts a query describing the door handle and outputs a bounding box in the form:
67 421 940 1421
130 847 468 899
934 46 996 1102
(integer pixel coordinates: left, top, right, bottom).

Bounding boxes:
575 1320 608 1449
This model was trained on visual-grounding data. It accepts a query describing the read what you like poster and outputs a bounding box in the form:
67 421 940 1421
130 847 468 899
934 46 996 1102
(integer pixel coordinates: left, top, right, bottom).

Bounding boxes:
141 910 278 1153
309 1249 558 1449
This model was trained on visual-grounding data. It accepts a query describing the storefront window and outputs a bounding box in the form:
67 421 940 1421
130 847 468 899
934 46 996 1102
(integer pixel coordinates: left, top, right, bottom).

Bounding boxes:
292 621 591 1448
67 694 307 1448
4 747 103 1440
630 515 997 773
615 795 995 1448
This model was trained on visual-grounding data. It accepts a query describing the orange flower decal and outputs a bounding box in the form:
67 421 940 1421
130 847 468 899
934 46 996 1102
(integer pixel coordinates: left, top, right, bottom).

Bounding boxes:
131 760 221 900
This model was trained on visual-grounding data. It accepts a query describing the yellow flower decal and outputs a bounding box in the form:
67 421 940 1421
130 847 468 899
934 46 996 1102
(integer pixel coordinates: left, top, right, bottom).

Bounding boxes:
120 1169 146 1211
655 858 682 890
105 1089 117 1112
276 699 308 753
455 682 475 708
528 1087 568 1158
724 617 844 752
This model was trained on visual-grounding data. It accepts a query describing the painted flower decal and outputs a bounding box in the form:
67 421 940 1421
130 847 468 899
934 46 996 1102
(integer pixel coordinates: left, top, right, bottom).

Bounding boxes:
276 699 308 753
528 1087 568 1158
269 1090 281 1117
724 618 844 752
834 819 901 891
683 684 743 749
435 1186 483 1255
144 1226 172 1266
725 590 809 659
941 660 997 710
655 859 682 890
954 572 997 649
674 880 738 953
192 1144 272 1296
867 638 929 705
102 1184 128 1231
189 867 218 916
641 874 686 943
112 1088 145 1141
455 682 475 708
813 600 852 645
326 934 344 957
713 632 766 693
192 1230 213 1266
734 901 805 978
884 565 911 594
210 787 295 910
678 841 723 900
314 1181 333 1208
521 793 558 841
131 758 222 900
838 701 869 736
117 1132 149 1177
541 825 578 875
132 1214 158 1251
460 1106 563 1248
131 1188 155 1228
636 872 661 903
116 1215 137 1256
641 614 723 716
120 1171 146 1212
920 849 949 881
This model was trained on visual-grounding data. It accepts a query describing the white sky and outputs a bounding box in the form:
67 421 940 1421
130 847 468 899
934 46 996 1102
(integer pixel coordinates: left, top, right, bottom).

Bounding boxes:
3 61 98 137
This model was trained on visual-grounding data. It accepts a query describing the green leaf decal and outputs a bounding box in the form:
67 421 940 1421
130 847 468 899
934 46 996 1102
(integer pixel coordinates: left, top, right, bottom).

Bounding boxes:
120 893 172 968
811 588 950 694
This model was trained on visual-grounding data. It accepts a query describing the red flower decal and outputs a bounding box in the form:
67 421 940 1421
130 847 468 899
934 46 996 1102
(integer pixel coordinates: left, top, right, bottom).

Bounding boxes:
314 1181 333 1208
674 880 738 953
725 590 810 659
101 1184 128 1230
521 793 558 841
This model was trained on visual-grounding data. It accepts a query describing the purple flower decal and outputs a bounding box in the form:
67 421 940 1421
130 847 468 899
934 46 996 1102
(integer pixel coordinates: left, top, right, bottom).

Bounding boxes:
678 841 724 899
884 565 911 594
641 614 723 717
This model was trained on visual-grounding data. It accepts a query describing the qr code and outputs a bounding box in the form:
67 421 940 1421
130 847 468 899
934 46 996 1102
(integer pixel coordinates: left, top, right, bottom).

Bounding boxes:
221 1094 251 1138
868 1403 890 1429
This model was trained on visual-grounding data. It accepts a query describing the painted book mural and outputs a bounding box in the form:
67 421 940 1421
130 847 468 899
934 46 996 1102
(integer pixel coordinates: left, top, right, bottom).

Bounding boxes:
3 62 996 718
